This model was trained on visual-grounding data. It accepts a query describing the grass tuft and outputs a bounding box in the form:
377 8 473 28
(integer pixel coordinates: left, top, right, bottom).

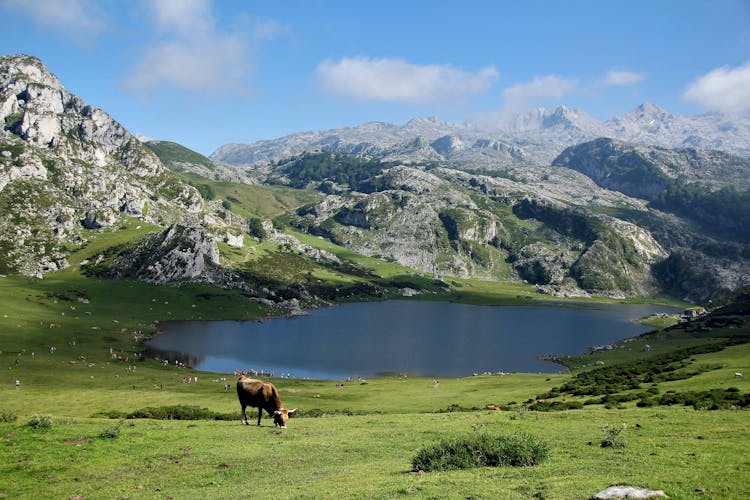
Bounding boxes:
412 432 550 472
0 409 18 423
27 414 52 430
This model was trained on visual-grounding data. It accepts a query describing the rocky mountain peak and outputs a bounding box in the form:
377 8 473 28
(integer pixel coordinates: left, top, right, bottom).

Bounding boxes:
0 54 204 277
1 54 141 169
615 102 673 125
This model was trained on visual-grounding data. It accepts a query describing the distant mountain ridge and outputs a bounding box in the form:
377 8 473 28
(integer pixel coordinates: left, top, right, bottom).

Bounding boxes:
211 103 750 169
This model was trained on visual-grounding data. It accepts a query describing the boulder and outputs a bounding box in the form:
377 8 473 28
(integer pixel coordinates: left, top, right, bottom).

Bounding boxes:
592 485 667 499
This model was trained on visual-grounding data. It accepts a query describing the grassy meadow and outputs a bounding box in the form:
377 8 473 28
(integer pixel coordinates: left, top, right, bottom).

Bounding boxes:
0 220 749 498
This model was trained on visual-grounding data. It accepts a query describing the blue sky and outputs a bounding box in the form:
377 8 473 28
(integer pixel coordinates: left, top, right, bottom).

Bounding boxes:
1 0 749 155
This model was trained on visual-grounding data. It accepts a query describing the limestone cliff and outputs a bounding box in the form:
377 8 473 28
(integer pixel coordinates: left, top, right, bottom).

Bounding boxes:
0 55 204 276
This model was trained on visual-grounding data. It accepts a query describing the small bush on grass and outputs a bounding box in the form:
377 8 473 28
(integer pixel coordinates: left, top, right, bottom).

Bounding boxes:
412 433 549 472
439 403 481 413
96 405 239 421
601 424 627 448
0 410 18 423
27 414 52 430
100 420 124 439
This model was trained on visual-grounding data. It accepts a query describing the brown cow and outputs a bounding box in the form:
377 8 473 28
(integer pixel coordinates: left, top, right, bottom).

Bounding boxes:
236 376 296 428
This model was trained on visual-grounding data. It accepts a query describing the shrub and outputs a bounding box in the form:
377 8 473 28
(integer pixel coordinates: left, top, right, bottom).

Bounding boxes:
601 424 627 448
0 410 18 423
125 405 241 421
28 414 52 430
636 397 656 408
100 420 124 439
412 433 550 472
94 405 238 421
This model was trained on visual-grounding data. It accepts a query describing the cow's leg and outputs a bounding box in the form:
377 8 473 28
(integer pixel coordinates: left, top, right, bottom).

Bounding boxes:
257 407 262 426
240 403 248 425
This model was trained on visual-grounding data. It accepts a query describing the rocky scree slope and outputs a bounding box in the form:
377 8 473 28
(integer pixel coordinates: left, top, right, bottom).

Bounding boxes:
0 55 204 276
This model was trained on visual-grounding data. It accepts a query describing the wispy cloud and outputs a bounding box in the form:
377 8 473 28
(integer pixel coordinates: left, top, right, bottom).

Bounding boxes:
1 0 106 47
124 0 284 96
501 75 579 110
600 69 645 87
683 61 750 114
317 57 498 102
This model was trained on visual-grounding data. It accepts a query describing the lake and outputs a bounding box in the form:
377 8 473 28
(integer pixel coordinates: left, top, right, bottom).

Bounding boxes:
145 300 678 379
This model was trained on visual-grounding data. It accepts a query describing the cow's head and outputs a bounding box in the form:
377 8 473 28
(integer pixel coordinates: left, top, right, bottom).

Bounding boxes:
273 408 297 428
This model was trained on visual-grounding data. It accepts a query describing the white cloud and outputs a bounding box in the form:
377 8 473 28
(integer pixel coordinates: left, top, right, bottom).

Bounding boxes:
150 0 213 36
2 0 106 46
683 61 750 114
501 75 578 109
317 57 498 102
601 69 645 87
124 0 284 95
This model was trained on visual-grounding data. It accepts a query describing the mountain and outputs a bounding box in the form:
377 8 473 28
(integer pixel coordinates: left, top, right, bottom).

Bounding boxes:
554 137 750 199
0 55 210 275
2 54 747 302
143 139 255 184
212 104 750 171
606 103 750 157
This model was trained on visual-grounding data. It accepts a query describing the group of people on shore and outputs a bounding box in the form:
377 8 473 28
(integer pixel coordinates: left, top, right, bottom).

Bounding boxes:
233 368 296 379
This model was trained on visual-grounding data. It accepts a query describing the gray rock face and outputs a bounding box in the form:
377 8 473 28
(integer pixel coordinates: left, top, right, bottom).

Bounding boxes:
109 225 219 284
0 55 205 276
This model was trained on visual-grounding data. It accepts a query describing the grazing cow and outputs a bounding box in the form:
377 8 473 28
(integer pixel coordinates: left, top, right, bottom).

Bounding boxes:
236 376 296 428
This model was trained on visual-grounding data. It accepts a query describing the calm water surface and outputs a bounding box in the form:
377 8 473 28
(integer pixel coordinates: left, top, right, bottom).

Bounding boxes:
146 301 678 379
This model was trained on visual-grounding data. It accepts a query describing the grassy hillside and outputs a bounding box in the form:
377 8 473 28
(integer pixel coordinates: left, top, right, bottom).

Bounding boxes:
0 216 748 498
145 141 216 170
182 173 321 219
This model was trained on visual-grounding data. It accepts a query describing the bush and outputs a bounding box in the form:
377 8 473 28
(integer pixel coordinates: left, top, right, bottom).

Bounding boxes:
412 433 550 472
636 397 656 408
27 414 52 430
601 424 627 448
658 388 750 410
100 420 123 439
0 410 18 423
97 405 239 421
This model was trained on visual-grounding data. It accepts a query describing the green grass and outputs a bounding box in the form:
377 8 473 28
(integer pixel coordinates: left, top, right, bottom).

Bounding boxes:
145 141 215 170
0 218 749 497
181 173 321 219
0 408 747 498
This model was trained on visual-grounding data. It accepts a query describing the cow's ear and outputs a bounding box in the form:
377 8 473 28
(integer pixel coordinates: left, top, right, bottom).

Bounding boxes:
288 408 297 414
273 410 282 416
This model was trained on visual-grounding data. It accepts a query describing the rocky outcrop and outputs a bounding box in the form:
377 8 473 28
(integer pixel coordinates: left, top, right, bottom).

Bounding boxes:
0 55 205 276
108 225 219 284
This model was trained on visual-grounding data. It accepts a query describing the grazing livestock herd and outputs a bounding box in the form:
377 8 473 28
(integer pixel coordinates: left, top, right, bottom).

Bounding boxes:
236 376 297 428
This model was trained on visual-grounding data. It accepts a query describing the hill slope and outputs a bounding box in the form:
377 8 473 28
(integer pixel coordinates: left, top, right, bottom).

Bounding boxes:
0 55 203 276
